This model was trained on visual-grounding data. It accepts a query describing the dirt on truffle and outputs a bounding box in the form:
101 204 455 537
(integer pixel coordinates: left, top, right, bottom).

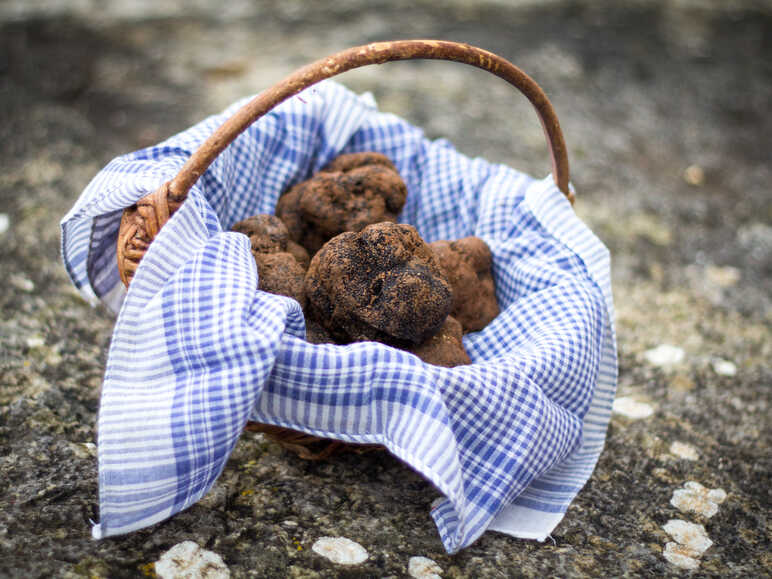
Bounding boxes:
230 214 308 307
304 317 334 345
254 253 307 308
406 315 471 367
231 214 290 253
304 222 453 347
276 152 408 254
430 236 499 333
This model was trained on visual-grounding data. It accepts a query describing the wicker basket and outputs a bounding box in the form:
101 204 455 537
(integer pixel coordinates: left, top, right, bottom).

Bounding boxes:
116 40 573 459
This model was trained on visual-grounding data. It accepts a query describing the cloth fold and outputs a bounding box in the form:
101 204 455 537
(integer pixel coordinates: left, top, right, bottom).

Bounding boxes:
62 81 617 553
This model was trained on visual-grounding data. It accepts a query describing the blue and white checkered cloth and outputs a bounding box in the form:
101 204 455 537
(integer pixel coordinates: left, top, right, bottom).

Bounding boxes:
61 81 616 553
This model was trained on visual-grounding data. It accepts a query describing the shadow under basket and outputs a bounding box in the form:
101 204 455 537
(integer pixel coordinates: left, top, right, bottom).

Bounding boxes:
116 40 574 460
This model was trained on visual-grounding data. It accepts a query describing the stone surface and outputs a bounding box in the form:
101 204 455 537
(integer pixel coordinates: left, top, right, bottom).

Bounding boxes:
0 1 770 577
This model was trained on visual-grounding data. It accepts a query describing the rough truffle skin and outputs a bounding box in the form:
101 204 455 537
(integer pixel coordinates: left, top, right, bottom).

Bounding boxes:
408 316 471 367
305 318 333 345
254 253 307 309
305 222 453 346
230 214 308 307
322 151 395 173
231 214 289 253
430 237 499 332
276 152 408 254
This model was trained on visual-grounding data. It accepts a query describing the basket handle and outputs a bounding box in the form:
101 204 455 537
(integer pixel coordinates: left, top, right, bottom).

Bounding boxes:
117 40 571 286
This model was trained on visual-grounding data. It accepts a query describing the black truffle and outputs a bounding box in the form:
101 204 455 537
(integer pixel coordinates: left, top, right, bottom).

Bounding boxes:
430 237 499 332
230 214 308 307
305 222 453 347
407 316 471 367
275 152 407 254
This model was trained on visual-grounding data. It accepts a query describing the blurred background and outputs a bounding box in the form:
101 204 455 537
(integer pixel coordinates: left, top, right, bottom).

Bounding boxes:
1 1 769 577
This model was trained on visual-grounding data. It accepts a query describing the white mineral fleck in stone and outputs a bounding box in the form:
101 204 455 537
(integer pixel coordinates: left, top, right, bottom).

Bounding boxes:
662 519 713 556
69 442 97 459
671 481 727 518
712 358 737 376
10 274 35 292
663 542 701 570
683 165 705 186
25 335 45 349
705 488 728 504
155 541 230 579
408 556 443 578
311 536 368 565
644 344 685 367
612 396 654 419
669 441 699 460
0 213 8 235
705 265 740 288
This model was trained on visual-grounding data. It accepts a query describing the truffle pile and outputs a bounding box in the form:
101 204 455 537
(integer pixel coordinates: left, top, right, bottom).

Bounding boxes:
231 152 500 367
276 152 407 255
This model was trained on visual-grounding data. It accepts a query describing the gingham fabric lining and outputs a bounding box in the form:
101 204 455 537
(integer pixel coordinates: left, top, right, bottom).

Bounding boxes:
61 81 616 553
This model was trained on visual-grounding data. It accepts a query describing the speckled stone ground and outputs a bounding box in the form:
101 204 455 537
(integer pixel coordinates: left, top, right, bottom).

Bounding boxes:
1 1 769 577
